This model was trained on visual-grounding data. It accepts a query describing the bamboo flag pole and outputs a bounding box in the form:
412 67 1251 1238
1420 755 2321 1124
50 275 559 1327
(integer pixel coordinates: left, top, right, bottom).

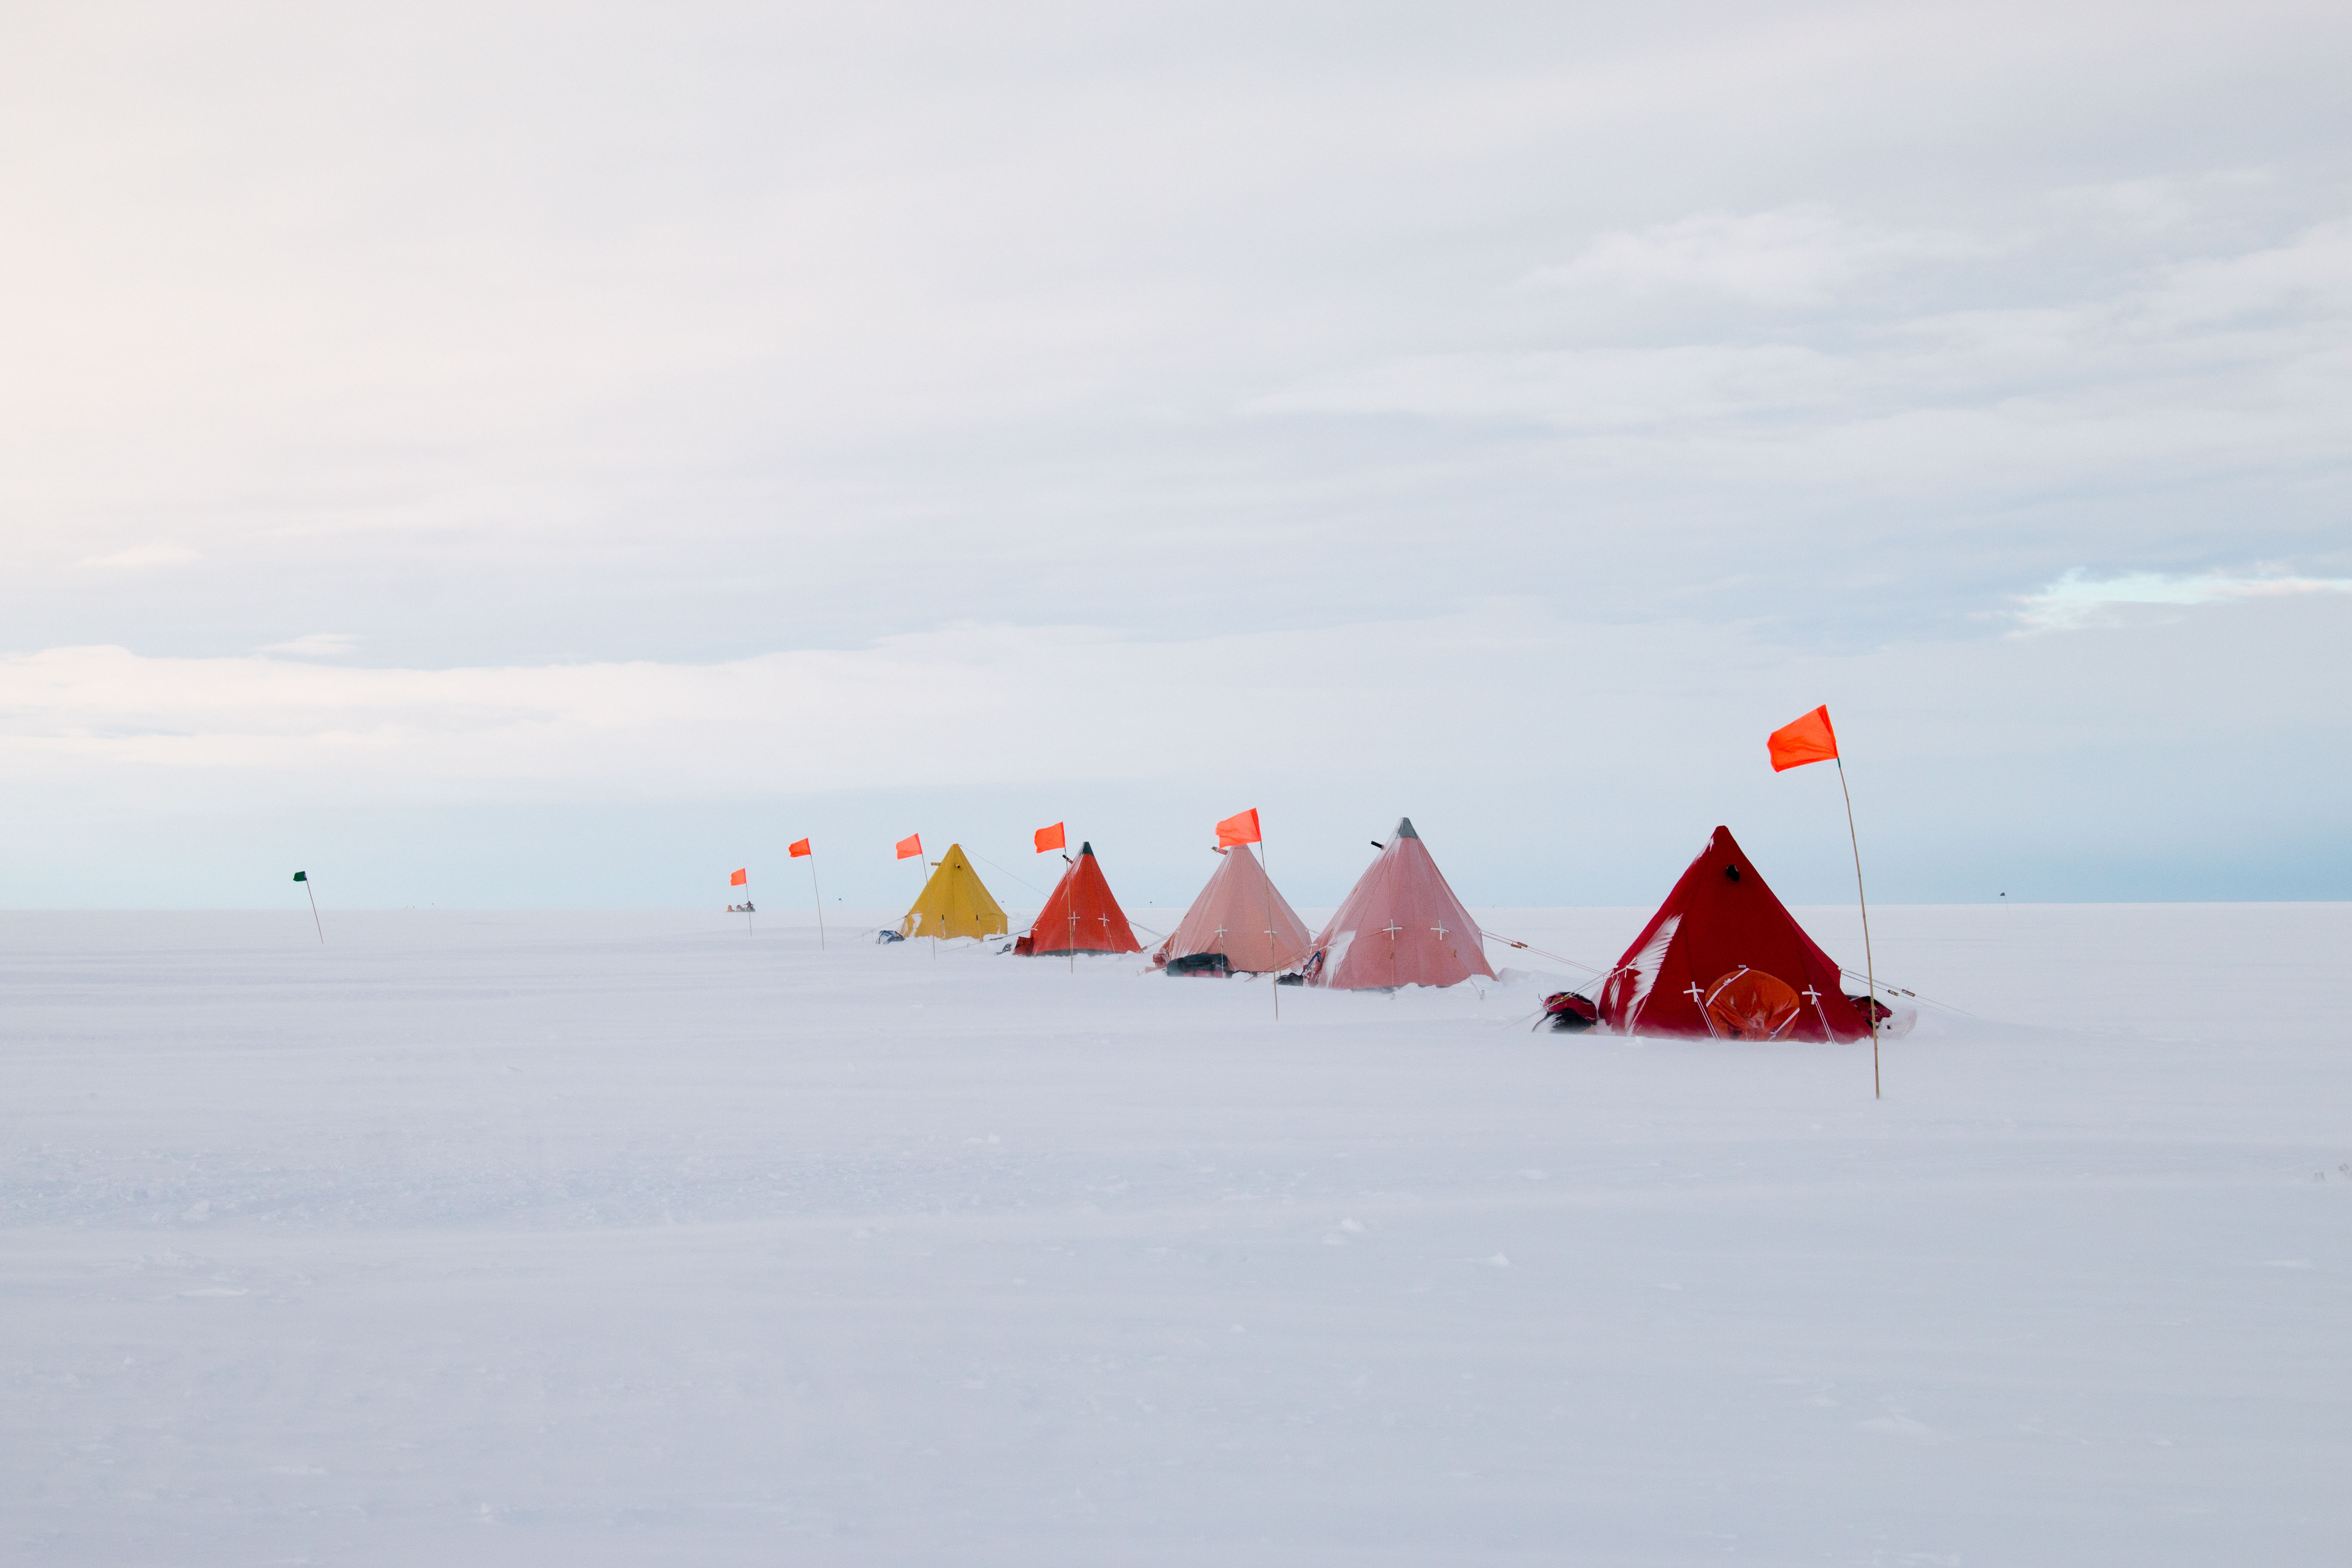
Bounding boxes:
1057 827 1075 974
1836 757 1880 1100
1214 808 1274 1017
915 853 934 960
293 870 322 944
795 840 824 950
1030 822 1070 972
895 833 925 951
1767 704 1880 1099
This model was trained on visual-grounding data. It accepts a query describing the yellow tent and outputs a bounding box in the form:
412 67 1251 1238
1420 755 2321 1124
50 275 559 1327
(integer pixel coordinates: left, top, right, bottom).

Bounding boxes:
898 843 1008 939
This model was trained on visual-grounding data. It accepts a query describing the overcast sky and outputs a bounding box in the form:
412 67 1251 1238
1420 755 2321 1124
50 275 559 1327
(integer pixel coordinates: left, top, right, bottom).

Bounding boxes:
3 0 2346 913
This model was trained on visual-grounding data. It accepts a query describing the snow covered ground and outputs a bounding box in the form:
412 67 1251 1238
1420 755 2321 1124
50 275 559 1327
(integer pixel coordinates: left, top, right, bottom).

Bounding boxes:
4 903 2346 1565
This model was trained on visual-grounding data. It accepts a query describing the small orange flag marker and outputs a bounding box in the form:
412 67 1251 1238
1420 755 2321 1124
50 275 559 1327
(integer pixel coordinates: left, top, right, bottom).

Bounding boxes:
1216 807 1277 1019
1769 703 1880 1097
789 840 824 949
1768 705 1840 772
1034 821 1066 854
730 868 749 887
896 834 930 953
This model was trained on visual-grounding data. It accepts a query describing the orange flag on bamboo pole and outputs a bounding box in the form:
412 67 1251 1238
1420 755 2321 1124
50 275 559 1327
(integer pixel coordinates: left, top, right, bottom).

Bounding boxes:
788 839 811 858
729 868 749 887
1215 808 1262 847
1767 705 1840 772
1769 701 1883 1095
896 834 923 861
1033 821 1066 853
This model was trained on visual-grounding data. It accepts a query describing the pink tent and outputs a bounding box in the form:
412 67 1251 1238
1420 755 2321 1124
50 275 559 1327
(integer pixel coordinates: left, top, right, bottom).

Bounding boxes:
1152 845 1311 973
1300 818 1495 990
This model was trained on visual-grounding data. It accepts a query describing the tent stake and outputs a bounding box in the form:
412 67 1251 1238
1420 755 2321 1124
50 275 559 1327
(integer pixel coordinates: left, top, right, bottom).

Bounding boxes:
1836 757 1880 1099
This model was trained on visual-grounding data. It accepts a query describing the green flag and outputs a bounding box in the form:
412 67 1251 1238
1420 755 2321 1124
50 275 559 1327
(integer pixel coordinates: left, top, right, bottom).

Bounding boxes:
292 871 307 882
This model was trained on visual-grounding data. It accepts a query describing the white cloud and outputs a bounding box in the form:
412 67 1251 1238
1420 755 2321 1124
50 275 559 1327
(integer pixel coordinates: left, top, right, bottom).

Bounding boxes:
0 608 1779 809
258 634 361 658
2129 219 2352 329
1243 344 1855 429
2014 568 2352 631
0 621 1489 803
1523 208 1989 308
3 592 2346 905
0 5 2348 901
2046 171 2279 234
74 545 198 570
1249 210 2352 500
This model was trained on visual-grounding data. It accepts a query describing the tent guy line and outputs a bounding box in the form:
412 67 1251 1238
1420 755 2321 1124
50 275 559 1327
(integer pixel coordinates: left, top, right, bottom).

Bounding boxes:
1482 932 1610 976
965 847 1055 900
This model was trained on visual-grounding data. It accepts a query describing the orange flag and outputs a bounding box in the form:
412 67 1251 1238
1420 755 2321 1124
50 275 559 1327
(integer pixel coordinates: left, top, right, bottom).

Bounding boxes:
895 833 923 861
788 838 811 858
1034 821 1066 854
729 868 748 886
1768 705 1840 772
1216 807 1262 847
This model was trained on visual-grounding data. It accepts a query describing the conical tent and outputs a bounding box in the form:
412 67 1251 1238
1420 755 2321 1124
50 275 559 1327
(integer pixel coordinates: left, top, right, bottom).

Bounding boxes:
1153 844 1310 973
1020 842 1142 956
897 844 1008 940
1596 825 1869 1041
1300 818 1494 990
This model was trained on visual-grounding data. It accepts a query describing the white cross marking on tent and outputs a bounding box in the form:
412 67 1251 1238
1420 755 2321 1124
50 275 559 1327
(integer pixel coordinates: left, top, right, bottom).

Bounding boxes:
1382 921 1403 940
1430 921 1448 940
1801 986 1821 1004
1213 925 1227 944
1685 983 1706 1004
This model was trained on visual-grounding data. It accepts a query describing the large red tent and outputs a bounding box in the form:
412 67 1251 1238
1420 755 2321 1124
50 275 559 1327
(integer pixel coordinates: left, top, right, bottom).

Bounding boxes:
1597 825 1870 1041
1299 818 1494 990
1015 842 1142 957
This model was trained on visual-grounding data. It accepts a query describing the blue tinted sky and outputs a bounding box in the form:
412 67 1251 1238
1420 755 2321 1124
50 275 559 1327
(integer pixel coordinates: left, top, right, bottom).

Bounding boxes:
2 1 2346 910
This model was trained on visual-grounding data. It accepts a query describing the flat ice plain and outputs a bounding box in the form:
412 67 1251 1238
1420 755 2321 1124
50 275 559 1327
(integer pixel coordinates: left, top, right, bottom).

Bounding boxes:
4 904 2346 1565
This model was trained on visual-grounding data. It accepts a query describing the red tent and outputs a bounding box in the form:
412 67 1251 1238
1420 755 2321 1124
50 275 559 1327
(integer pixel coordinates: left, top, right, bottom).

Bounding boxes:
1300 818 1495 990
1016 841 1142 956
1597 825 1870 1041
